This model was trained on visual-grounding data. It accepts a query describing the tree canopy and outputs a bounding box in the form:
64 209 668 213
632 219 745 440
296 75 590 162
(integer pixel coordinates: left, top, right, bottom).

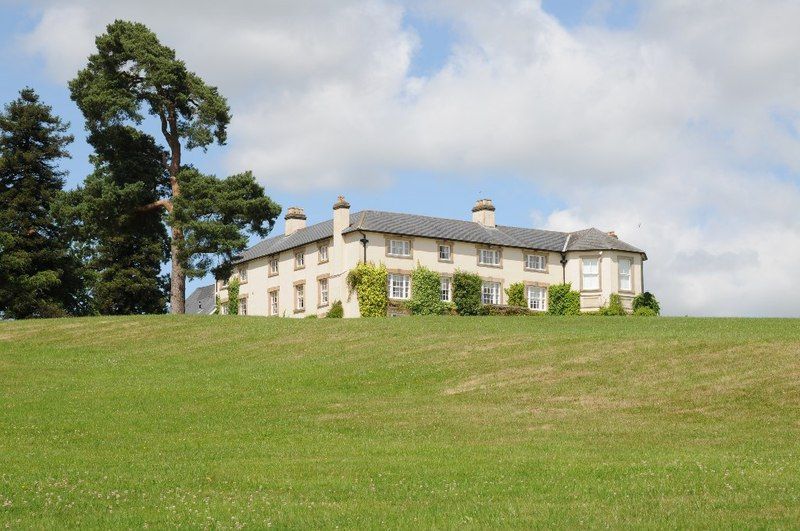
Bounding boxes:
70 20 280 313
0 88 89 318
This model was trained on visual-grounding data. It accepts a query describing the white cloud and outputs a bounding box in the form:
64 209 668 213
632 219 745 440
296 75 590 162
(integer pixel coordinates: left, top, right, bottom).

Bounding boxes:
19 5 95 83
13 0 800 316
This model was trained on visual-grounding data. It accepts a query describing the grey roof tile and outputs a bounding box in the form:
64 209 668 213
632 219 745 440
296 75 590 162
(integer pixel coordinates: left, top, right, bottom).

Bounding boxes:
566 227 645 254
186 284 216 315
236 213 359 263
237 210 646 263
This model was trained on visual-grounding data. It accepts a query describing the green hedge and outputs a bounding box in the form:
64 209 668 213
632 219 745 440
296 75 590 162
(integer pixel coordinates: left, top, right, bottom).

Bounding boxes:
633 292 660 315
505 282 526 308
547 283 580 315
598 293 627 316
452 270 482 315
408 265 448 315
347 262 388 317
481 304 544 316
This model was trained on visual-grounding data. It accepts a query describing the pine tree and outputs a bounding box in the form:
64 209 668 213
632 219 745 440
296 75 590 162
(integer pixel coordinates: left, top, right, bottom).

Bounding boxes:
70 20 280 313
63 125 170 314
0 88 89 318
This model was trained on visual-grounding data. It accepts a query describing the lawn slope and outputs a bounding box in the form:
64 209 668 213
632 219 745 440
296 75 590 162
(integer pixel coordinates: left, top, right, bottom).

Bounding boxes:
1 315 799 528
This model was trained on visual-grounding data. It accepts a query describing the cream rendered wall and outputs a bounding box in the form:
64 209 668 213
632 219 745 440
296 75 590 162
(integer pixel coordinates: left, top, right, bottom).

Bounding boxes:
217 231 644 317
359 232 563 308
217 242 335 317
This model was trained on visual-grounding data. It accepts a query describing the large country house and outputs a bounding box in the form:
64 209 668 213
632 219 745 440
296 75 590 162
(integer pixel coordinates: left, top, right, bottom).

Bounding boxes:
215 197 647 317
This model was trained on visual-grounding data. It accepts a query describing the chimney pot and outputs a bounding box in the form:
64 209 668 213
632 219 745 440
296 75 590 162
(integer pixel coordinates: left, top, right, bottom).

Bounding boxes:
333 195 350 210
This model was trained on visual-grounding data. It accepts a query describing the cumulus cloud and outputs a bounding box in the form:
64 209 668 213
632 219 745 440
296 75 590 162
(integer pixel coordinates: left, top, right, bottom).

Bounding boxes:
13 0 800 315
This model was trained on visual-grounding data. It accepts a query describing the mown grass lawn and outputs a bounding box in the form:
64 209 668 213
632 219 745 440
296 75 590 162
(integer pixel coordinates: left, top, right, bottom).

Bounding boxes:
1 315 799 528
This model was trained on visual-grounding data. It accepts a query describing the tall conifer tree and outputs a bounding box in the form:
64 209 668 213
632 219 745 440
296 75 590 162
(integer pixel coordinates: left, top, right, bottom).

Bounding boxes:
70 20 280 313
0 88 88 318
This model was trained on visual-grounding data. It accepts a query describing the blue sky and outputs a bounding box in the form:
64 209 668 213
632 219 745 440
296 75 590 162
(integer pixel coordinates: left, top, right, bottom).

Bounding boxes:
1 0 798 316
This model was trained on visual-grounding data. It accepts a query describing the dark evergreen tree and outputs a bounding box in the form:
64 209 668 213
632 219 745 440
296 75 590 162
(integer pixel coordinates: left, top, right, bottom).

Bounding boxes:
64 126 170 314
70 20 280 313
0 88 89 318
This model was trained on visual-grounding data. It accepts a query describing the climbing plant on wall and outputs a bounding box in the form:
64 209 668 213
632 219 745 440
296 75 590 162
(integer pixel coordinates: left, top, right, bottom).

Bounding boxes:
408 265 447 315
346 262 388 317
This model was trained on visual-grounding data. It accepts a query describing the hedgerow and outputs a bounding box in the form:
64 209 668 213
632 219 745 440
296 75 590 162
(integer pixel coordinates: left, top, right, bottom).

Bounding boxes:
347 262 388 317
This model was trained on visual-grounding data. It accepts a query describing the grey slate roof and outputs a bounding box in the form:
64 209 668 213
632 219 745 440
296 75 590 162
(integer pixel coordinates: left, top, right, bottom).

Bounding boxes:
237 213 359 263
565 227 646 254
186 284 216 315
236 209 646 263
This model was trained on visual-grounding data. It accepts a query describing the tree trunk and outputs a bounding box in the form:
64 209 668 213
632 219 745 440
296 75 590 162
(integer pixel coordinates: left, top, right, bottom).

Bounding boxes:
169 225 185 314
165 105 184 314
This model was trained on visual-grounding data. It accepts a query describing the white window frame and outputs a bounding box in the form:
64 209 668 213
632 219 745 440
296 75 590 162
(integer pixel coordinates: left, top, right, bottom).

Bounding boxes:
481 281 501 305
438 244 451 262
318 244 328 263
269 256 279 275
440 277 452 302
582 257 600 291
295 284 305 312
479 248 501 266
239 268 248 283
527 285 547 311
525 254 546 271
295 251 305 269
388 239 411 257
388 273 411 300
319 278 329 306
618 258 632 292
239 298 248 316
269 290 279 316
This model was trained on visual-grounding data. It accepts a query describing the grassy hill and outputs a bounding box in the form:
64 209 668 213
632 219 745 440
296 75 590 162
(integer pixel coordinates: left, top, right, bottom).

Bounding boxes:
1 315 799 528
